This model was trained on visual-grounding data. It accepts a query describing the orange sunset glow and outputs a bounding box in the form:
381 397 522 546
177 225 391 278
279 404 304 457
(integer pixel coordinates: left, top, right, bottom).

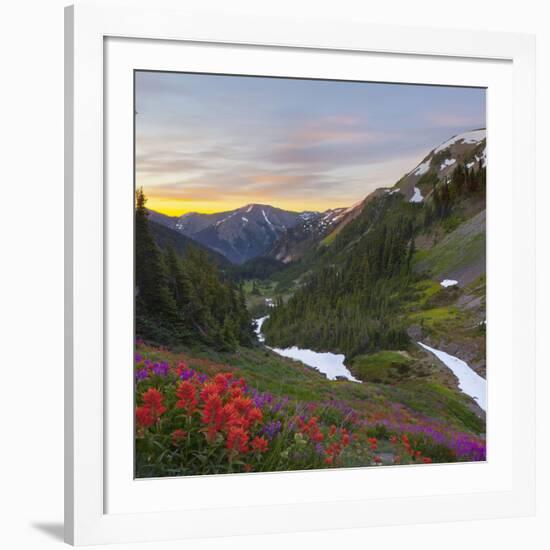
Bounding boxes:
136 72 485 217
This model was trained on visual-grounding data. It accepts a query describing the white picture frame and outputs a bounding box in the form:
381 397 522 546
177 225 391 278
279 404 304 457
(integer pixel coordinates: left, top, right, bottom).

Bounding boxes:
65 1 536 545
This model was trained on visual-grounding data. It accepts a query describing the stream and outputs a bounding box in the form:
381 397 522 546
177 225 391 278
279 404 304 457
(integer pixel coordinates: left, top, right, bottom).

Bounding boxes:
254 316 361 383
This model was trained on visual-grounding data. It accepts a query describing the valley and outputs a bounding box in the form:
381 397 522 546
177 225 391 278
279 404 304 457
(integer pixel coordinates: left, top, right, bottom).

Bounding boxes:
135 129 487 477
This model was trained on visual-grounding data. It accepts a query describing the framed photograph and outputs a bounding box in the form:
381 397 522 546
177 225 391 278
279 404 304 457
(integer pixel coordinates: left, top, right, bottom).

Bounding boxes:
65 1 536 545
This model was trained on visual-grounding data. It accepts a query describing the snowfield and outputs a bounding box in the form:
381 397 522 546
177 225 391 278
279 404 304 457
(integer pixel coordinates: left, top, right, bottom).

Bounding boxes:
434 129 486 154
418 342 486 411
269 346 361 382
255 316 361 382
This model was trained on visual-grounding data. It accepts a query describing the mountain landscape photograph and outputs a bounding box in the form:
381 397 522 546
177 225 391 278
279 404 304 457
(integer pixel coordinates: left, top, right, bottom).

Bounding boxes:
134 70 487 478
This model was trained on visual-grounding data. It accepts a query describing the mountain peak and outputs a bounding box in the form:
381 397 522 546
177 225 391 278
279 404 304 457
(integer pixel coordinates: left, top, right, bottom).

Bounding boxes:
433 128 486 155
151 203 320 264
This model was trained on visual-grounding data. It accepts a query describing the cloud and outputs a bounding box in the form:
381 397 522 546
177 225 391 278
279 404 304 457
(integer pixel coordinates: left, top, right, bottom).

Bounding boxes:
135 72 486 214
427 113 485 128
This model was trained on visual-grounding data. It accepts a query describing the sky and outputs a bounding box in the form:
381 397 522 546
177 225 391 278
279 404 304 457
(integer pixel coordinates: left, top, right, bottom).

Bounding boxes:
135 71 486 216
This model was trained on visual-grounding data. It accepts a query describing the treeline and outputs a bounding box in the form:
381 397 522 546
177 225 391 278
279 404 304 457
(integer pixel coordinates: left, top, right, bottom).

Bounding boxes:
423 156 486 225
135 188 254 350
262 196 416 358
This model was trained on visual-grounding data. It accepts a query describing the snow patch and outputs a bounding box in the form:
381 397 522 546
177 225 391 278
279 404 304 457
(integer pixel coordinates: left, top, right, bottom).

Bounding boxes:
299 211 319 221
434 129 486 154
413 160 430 176
440 158 456 170
255 317 361 383
215 212 236 227
440 279 458 288
262 209 275 230
270 346 361 383
418 342 486 410
241 216 248 223
409 187 423 203
480 148 487 167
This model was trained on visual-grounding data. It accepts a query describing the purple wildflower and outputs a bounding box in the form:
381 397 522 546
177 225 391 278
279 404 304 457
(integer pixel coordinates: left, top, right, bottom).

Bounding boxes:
180 368 196 381
262 420 282 440
152 362 169 377
135 368 148 381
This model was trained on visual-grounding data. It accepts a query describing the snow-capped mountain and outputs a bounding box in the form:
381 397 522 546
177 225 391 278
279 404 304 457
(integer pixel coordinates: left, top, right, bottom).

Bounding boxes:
392 129 486 203
267 129 487 264
148 204 320 264
148 129 486 266
268 207 347 263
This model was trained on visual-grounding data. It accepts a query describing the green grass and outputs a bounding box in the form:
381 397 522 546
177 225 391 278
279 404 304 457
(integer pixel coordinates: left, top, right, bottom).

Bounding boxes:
243 279 278 317
350 351 413 383
412 249 431 264
319 230 337 247
412 280 444 305
466 274 486 298
383 381 485 434
414 212 485 279
170 342 371 403
408 306 460 328
159 342 484 436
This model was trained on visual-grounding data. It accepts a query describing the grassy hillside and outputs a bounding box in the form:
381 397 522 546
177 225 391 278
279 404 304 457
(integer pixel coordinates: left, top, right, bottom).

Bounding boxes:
135 340 486 477
414 209 486 286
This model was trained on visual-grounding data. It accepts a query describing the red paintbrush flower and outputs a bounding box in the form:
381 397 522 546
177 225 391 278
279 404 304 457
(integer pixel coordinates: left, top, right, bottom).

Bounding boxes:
214 373 231 393
227 426 249 454
229 385 244 399
202 395 223 426
246 407 263 426
142 388 166 417
200 383 221 403
311 429 324 443
232 396 253 416
135 406 154 428
176 380 197 412
251 436 268 453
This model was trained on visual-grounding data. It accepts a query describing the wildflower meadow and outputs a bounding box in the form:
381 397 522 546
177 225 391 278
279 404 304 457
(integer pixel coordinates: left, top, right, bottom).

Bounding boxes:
135 342 485 477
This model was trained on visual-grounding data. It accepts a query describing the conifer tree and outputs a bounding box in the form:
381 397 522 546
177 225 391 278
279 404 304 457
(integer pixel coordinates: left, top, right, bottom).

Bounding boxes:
135 188 178 335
